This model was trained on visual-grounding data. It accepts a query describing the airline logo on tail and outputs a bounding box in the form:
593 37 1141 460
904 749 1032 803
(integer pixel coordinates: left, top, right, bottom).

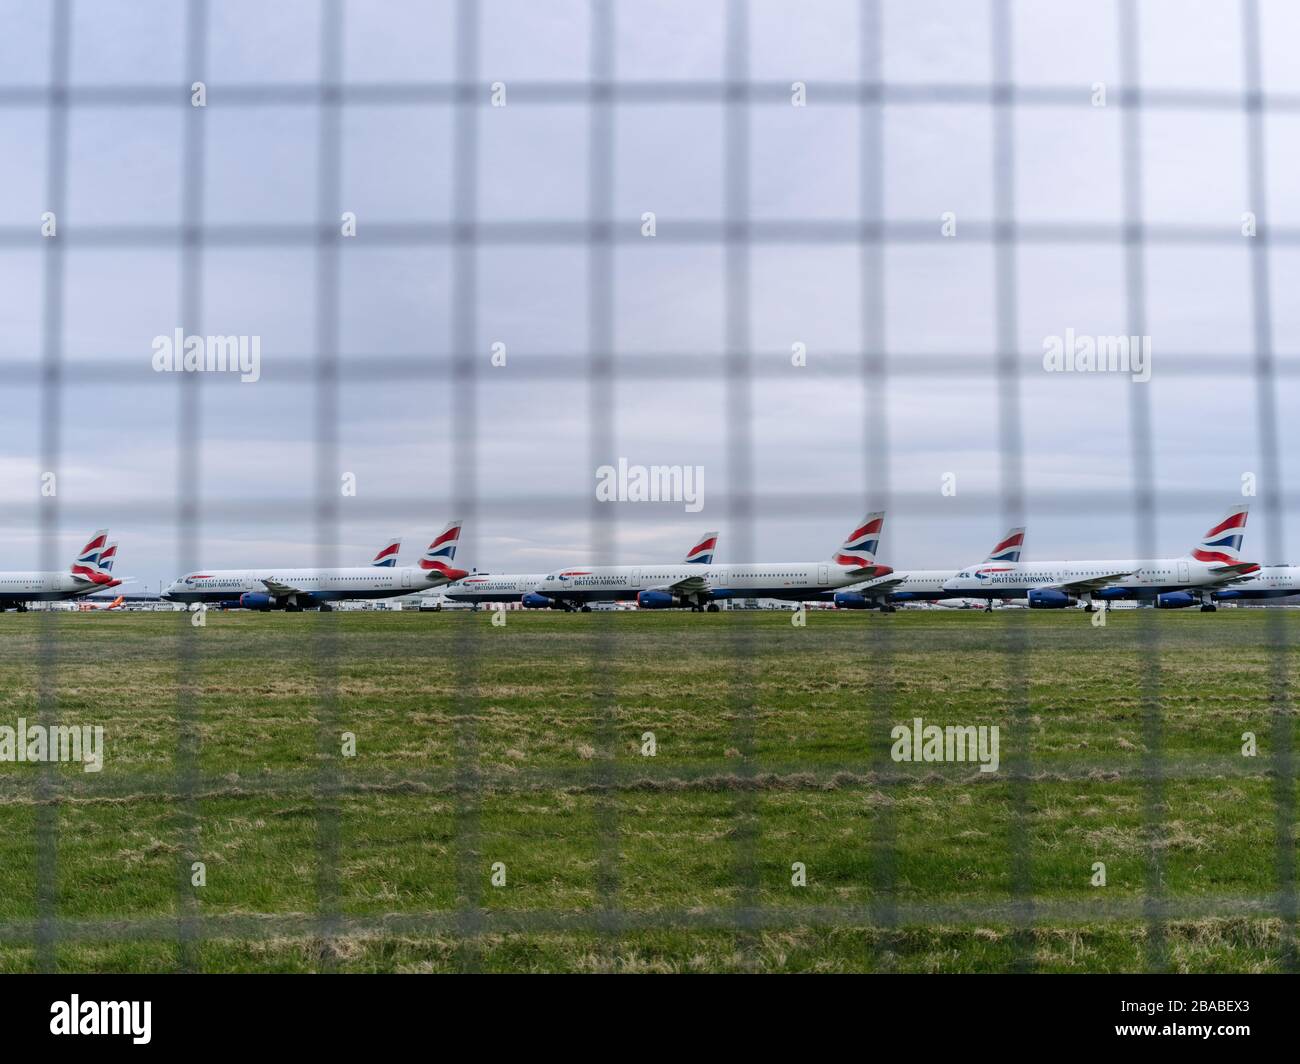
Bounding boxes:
419 521 467 579
371 537 401 568
985 528 1025 563
99 541 119 573
70 529 116 585
833 512 884 570
1190 507 1249 564
684 532 719 565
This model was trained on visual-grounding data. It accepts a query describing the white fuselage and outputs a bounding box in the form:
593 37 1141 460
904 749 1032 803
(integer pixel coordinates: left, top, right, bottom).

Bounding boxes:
535 562 874 605
943 558 1235 600
1214 565 1300 602
162 566 445 606
442 573 545 604
843 569 963 603
0 571 113 605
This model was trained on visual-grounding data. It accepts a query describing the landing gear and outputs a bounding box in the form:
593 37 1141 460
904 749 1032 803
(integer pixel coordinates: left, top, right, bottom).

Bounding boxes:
319 604 334 612
706 603 720 612
580 605 592 612
1200 603 1217 612
881 604 897 614
16 603 29 613
285 603 303 613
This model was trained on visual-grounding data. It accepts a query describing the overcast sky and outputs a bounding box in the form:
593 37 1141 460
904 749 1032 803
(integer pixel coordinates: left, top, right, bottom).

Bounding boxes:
2 0 1299 588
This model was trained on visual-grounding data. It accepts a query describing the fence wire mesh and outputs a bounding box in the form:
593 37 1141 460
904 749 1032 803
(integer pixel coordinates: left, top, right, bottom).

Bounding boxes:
4 0 1296 973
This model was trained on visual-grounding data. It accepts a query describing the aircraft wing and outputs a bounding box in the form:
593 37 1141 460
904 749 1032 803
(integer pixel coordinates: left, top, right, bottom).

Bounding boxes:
261 578 306 597
845 574 909 596
651 574 712 597
1043 570 1136 595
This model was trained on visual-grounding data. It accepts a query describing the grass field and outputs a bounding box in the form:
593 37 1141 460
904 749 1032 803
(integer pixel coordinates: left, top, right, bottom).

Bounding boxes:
0 607 1296 973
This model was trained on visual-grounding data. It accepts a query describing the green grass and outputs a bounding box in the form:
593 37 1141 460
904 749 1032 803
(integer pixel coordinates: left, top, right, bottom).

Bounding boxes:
0 607 1295 972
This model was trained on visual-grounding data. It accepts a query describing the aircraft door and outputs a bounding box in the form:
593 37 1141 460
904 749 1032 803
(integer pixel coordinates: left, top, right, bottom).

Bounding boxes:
818 564 828 586
1177 559 1189 583
402 568 414 589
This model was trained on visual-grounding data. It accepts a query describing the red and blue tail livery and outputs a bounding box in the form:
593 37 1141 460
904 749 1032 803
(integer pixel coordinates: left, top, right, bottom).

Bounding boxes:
1189 507 1249 564
833 512 885 570
162 520 468 609
684 531 719 565
371 536 401 568
70 529 115 584
533 508 894 608
944 506 1258 609
419 520 466 578
985 527 1025 564
0 527 124 609
74 529 108 566
99 541 120 573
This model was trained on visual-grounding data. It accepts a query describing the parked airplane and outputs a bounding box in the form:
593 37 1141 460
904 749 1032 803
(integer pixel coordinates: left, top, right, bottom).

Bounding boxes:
531 514 892 612
941 507 1256 611
443 572 547 607
78 595 125 611
1195 564 1300 607
832 527 1026 612
161 522 466 610
0 530 123 611
441 531 722 608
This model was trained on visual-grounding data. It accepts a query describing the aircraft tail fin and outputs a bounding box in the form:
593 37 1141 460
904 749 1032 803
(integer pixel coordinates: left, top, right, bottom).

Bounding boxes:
99 541 119 573
69 529 114 584
833 511 884 570
1188 506 1249 564
985 527 1025 563
371 536 401 567
684 531 719 564
419 521 467 580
